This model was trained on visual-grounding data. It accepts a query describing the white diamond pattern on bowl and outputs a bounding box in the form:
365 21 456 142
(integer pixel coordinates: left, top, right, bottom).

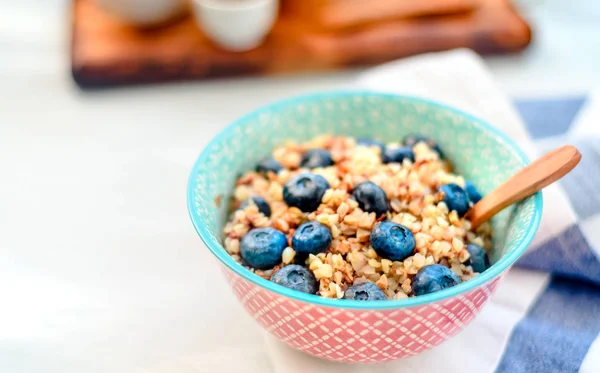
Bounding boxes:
223 265 503 363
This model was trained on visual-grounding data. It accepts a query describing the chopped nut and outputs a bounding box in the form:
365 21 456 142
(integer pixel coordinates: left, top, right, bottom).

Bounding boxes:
214 194 223 207
333 271 343 284
381 259 392 274
436 217 449 228
388 277 399 292
365 247 378 259
343 215 358 225
448 210 460 226
376 275 388 292
450 260 463 276
439 241 452 255
225 238 240 254
356 228 371 242
360 265 376 275
349 251 367 271
358 212 376 229
452 237 465 251
330 224 341 238
330 282 344 299
233 224 249 237
425 255 435 265
263 269 274 277
332 254 345 269
316 214 331 226
335 239 350 254
321 189 334 204
390 198 403 212
308 255 323 270
458 249 471 263
393 292 408 300
401 278 412 294
315 264 334 279
337 202 350 218
367 273 381 282
272 218 289 232
234 185 252 201
282 247 296 264
353 276 369 285
413 253 425 268
470 236 485 247
368 258 382 268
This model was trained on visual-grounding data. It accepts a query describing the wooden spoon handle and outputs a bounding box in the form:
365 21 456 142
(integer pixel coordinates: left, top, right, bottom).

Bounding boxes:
469 145 581 230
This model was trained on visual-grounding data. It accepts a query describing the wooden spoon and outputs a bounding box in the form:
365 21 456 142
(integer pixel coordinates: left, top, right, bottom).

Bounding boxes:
468 145 582 230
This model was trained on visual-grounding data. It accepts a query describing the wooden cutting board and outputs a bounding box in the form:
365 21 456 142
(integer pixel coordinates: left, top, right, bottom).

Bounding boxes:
71 0 532 89
281 0 480 29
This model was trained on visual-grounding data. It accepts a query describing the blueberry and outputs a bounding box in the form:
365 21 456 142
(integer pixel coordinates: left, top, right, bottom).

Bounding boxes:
404 135 443 157
370 221 416 261
438 183 470 217
465 181 483 204
270 264 318 294
412 264 462 296
283 173 330 212
356 137 385 152
256 157 283 175
343 282 387 301
240 227 287 270
292 221 332 255
465 243 490 273
239 196 271 217
351 181 390 217
382 146 415 164
301 149 334 169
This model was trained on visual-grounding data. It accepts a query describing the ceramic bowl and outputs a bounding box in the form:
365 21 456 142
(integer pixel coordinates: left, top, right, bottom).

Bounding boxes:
187 92 543 363
192 0 279 52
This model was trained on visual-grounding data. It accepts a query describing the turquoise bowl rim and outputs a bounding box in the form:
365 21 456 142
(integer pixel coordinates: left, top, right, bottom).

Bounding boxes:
187 91 543 310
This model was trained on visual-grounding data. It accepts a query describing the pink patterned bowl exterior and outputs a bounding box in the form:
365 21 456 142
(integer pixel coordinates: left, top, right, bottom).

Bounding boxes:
224 264 503 363
188 92 543 364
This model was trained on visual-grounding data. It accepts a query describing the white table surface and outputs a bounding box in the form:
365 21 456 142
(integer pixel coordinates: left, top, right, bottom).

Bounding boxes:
1 1 599 372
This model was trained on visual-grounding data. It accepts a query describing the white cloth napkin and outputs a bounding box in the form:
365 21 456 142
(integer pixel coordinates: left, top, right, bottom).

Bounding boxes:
263 48 574 373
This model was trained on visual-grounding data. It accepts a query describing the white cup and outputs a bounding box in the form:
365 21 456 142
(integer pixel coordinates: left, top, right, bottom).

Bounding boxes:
95 0 187 27
192 0 279 52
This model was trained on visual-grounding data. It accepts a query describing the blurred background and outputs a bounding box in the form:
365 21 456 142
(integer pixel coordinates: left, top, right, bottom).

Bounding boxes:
1 0 600 372
8 0 600 93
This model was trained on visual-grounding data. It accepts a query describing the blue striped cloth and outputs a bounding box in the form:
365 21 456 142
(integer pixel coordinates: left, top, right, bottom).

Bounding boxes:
497 96 600 373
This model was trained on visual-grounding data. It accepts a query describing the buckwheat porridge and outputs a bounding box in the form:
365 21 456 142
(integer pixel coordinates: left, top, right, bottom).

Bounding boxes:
223 135 492 300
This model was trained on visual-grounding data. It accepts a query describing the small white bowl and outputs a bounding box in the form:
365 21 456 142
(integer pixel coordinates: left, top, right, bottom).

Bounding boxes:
192 0 279 52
